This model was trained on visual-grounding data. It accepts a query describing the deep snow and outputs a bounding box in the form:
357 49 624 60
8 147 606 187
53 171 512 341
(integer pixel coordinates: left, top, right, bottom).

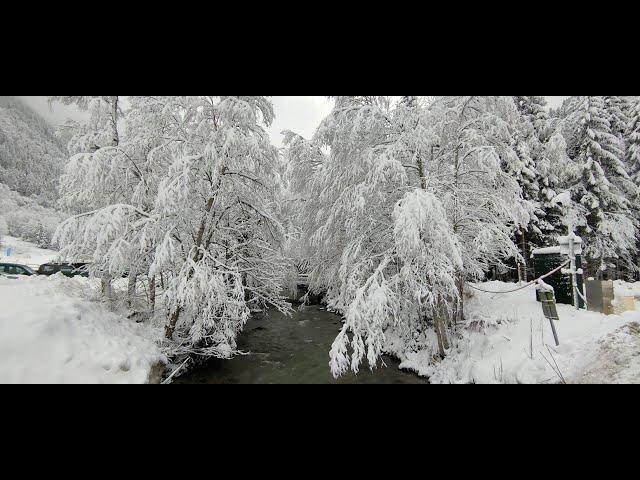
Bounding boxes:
0 235 58 268
0 273 165 384
395 281 640 384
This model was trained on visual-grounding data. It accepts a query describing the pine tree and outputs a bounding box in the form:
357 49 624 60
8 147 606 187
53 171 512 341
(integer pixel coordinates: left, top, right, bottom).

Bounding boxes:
626 98 640 186
605 96 631 143
514 96 551 140
563 96 637 276
511 96 569 279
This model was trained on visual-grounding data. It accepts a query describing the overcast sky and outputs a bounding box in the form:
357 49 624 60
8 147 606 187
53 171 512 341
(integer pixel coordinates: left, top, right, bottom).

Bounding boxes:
17 96 569 147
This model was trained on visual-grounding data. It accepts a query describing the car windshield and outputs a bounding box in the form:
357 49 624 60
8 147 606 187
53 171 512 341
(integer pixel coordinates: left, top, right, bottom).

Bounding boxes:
21 265 34 275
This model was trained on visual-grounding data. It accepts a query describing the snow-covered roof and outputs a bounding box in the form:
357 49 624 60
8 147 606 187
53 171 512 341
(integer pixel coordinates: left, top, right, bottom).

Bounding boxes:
532 246 561 256
558 235 583 245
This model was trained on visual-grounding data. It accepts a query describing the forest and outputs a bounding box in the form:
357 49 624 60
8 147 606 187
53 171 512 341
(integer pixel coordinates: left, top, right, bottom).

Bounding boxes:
1 95 639 383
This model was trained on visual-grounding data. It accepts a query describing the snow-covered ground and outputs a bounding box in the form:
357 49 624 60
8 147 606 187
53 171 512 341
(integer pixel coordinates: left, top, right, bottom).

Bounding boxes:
0 235 58 268
614 280 640 299
396 281 640 384
0 273 166 384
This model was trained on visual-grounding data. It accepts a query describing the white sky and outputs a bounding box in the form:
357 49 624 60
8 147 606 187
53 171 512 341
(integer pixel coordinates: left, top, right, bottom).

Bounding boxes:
17 96 569 147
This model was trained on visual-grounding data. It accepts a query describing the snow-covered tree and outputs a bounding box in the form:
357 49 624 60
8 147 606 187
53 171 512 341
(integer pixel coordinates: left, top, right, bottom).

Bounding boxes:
286 96 530 377
511 96 569 273
152 97 291 354
605 96 630 145
49 96 139 301
428 97 531 292
626 98 640 186
53 96 292 358
514 96 551 140
561 96 638 276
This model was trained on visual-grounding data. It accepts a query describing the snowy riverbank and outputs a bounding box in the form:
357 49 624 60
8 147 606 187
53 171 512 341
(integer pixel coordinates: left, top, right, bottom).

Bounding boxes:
394 281 640 384
0 274 166 384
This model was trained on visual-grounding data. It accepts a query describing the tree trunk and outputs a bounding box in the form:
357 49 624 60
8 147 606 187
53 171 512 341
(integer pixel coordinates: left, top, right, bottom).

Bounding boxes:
149 275 156 314
101 277 112 300
165 307 181 339
519 229 528 283
110 96 119 147
165 196 216 339
433 300 450 358
127 271 137 309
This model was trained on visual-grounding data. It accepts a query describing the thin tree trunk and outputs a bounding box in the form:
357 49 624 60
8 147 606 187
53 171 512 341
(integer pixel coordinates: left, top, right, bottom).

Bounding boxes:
456 274 465 324
101 277 112 300
110 96 119 147
127 271 137 309
433 300 450 358
165 196 216 339
149 275 156 314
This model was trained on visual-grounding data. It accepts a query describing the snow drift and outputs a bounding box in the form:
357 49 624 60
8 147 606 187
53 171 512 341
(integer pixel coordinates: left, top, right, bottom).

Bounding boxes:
0 274 165 384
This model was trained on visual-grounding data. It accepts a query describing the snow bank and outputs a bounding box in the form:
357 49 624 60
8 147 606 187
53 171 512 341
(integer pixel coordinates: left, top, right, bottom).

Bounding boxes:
395 281 640 384
0 274 165 384
614 280 640 299
0 235 58 268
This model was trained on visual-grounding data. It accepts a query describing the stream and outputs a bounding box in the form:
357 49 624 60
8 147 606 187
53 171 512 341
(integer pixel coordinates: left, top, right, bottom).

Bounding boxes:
175 306 428 384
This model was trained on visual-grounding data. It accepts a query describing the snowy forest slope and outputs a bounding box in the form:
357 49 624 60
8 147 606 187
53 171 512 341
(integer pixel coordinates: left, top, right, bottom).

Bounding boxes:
0 96 66 206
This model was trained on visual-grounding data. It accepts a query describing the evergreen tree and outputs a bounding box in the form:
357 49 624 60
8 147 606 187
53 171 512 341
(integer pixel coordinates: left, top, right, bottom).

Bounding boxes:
511 96 564 279
605 96 631 144
626 98 640 186
563 96 637 276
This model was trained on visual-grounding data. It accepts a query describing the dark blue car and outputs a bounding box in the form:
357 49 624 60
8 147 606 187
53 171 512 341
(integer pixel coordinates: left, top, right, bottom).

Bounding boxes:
0 263 35 276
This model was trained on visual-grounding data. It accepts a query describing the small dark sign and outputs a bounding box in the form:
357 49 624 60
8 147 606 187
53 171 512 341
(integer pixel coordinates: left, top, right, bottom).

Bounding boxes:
540 291 559 321
539 290 560 346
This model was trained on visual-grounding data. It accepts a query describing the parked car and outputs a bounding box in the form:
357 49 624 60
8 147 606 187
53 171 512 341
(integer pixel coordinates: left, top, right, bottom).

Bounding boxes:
0 263 35 276
37 263 90 278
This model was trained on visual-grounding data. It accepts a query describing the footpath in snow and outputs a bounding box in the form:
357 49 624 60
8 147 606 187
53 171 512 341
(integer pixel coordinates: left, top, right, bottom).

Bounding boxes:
0 274 166 384
397 281 640 384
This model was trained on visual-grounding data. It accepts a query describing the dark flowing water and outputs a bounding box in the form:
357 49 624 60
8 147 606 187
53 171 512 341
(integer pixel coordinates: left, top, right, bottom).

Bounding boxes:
175 306 427 384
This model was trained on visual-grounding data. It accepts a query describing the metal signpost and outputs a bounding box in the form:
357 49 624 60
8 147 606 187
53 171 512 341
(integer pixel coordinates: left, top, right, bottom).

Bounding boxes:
538 287 560 346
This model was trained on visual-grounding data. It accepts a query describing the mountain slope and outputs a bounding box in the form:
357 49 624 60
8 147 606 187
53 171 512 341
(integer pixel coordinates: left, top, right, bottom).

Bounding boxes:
0 96 66 206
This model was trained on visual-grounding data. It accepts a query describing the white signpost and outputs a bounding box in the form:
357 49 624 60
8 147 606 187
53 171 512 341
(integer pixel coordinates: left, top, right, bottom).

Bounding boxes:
558 232 585 310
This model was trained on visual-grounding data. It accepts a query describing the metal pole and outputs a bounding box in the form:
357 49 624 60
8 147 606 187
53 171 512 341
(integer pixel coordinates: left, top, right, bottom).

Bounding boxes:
548 318 560 347
568 232 579 310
